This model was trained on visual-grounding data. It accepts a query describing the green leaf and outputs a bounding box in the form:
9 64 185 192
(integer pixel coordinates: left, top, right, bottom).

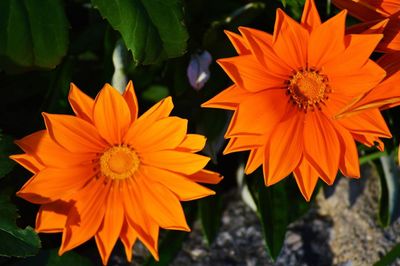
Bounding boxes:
198 196 222 245
91 0 189 65
14 249 93 266
284 0 305 19
376 154 400 227
0 133 16 178
374 242 400 266
247 171 310 260
0 192 41 258
142 85 170 103
0 0 69 72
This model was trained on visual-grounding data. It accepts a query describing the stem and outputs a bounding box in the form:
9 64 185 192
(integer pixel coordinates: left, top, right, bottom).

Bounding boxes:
359 151 388 165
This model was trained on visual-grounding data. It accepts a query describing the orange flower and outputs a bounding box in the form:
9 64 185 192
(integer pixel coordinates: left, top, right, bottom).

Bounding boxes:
333 0 400 52
203 0 392 201
11 82 222 265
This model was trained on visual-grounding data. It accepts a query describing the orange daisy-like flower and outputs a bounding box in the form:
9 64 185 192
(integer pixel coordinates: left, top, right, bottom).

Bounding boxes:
202 0 393 201
11 82 222 265
333 0 400 52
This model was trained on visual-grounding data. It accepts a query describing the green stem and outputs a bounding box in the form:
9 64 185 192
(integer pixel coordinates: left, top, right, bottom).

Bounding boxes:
359 151 388 165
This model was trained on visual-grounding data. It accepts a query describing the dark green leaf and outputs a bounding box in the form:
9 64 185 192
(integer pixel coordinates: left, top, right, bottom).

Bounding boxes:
247 171 310 260
199 109 228 162
142 85 170 103
198 196 222 245
14 249 93 266
374 242 400 266
0 0 69 72
376 154 400 227
47 250 92 266
284 0 305 19
91 0 189 65
0 192 41 258
0 133 16 178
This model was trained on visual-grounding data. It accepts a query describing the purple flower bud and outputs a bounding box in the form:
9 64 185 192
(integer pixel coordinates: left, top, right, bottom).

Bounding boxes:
187 51 212 90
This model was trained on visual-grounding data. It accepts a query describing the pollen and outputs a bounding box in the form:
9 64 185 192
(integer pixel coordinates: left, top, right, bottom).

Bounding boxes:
100 146 140 180
287 69 331 111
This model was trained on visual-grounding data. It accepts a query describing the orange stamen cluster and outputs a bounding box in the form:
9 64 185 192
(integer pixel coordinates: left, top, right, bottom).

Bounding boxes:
100 145 140 180
287 68 331 111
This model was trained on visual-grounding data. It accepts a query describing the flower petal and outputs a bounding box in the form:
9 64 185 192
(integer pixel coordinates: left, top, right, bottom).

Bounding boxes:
141 150 210 175
353 132 384 150
293 158 320 201
120 220 138 262
339 71 400 115
93 84 131 145
327 60 386 99
36 201 71 233
137 176 190 231
176 134 206 153
301 0 321 32
15 130 95 167
334 123 360 178
264 112 304 186
186 169 223 184
224 30 251 55
239 27 291 78
308 10 347 68
226 89 289 137
217 55 283 92
201 85 250 110
245 148 263 174
68 83 94 122
123 81 139 122
273 9 309 69
338 109 391 138
304 112 340 185
141 166 215 201
378 52 400 77
122 180 159 260
43 113 107 153
126 117 187 153
95 182 125 265
347 19 388 35
223 135 263 155
17 166 96 204
323 34 383 74
124 97 174 141
10 154 43 174
60 178 110 255
332 0 388 21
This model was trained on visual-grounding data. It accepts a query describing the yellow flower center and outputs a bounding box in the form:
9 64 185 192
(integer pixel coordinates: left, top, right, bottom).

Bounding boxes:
287 69 331 111
100 146 140 180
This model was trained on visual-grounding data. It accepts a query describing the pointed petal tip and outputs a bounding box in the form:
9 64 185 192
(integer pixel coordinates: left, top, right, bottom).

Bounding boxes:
163 96 174 108
124 80 135 94
224 29 235 36
303 194 311 202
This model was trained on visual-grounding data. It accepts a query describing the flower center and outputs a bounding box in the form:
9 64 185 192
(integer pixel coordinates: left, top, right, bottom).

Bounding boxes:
100 146 139 180
287 69 330 111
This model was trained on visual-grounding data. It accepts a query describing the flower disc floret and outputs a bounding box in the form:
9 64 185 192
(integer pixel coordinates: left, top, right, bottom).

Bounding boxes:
100 145 139 180
287 69 330 111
